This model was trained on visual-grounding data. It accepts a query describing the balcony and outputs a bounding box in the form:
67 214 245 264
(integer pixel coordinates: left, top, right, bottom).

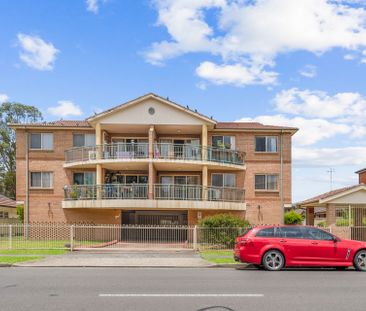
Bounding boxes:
64 143 245 169
62 184 246 211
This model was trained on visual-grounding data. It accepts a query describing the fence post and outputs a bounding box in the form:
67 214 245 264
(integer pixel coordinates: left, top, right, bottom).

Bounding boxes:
329 226 332 234
70 225 74 251
9 224 12 249
193 225 198 250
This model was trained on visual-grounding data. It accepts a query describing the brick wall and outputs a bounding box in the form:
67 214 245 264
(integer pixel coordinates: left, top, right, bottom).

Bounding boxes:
359 171 366 184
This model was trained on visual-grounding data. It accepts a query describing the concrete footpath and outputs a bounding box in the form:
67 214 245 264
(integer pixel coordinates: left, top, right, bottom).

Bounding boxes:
14 250 216 267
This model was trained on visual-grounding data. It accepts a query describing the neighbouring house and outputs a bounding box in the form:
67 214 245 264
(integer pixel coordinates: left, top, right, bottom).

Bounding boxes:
297 168 366 239
0 194 18 221
10 93 297 226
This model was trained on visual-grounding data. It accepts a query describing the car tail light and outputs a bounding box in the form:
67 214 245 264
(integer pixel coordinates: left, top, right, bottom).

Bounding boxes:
239 238 251 246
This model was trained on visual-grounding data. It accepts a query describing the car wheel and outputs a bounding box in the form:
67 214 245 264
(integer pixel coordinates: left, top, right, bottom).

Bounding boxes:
354 250 366 271
262 250 285 271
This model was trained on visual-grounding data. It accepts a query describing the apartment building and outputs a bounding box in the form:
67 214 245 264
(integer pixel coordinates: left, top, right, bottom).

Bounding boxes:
11 93 297 226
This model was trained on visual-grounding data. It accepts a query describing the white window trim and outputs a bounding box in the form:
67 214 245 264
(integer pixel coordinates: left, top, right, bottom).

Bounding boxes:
29 133 54 150
255 136 278 153
254 174 279 191
30 172 54 189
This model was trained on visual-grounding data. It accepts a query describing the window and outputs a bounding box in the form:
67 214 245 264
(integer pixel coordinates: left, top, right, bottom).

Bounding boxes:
255 174 278 190
256 227 275 237
73 134 96 147
73 172 96 185
30 172 53 188
255 136 278 152
160 175 200 185
4 212 8 219
212 173 236 188
30 133 53 150
0 211 3 218
212 136 235 150
278 227 305 239
303 227 334 241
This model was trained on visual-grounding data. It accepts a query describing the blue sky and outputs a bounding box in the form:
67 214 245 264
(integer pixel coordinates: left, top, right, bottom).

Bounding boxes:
1 0 366 201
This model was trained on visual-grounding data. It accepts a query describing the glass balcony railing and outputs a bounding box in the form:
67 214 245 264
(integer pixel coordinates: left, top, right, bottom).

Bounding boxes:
65 143 245 166
64 184 245 203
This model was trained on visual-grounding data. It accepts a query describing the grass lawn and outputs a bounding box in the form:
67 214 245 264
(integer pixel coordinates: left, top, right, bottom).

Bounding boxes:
0 249 68 255
199 250 236 264
0 256 44 264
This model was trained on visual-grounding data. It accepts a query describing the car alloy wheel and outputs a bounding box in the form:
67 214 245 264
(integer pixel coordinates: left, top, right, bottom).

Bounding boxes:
262 250 284 271
354 250 366 271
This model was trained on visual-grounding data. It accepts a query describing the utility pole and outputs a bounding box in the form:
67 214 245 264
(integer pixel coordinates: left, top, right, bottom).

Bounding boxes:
327 168 335 191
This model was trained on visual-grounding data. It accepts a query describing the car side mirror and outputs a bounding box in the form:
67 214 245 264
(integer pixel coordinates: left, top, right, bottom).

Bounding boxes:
333 237 340 243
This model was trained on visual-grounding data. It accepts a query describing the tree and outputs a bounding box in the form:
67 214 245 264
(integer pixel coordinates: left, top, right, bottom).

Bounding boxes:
284 210 304 225
16 204 24 223
0 102 42 199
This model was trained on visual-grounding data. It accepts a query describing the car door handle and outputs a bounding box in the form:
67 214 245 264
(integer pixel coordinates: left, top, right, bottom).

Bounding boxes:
279 239 287 243
311 242 318 245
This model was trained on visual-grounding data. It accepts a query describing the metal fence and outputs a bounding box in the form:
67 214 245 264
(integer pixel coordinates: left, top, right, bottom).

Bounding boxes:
1 224 366 251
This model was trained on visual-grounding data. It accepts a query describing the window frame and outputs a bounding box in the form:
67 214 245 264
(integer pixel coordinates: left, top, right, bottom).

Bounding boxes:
73 133 96 147
254 174 279 191
255 136 278 153
30 172 54 189
29 133 54 150
211 173 236 188
211 135 236 150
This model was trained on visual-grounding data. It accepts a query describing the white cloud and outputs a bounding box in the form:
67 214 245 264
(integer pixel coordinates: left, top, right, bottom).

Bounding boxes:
344 53 356 60
0 94 9 103
274 88 366 119
86 0 99 14
196 61 278 86
17 33 59 71
146 0 366 86
293 146 366 166
238 114 351 146
299 65 317 78
47 101 83 117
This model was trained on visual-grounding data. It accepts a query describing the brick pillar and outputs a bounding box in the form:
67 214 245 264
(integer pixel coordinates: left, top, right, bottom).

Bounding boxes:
202 165 208 200
306 207 314 226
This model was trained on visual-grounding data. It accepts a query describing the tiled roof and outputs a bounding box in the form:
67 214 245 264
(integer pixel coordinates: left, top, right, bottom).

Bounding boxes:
355 168 366 174
9 120 92 128
0 194 16 208
297 184 363 206
215 122 298 131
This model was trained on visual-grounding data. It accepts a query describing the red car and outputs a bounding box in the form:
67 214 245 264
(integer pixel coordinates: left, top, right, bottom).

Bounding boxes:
234 225 366 271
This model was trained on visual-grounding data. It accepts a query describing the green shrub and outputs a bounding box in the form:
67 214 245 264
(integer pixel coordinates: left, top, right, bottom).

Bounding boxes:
317 221 326 227
16 204 24 223
198 214 250 249
284 210 304 225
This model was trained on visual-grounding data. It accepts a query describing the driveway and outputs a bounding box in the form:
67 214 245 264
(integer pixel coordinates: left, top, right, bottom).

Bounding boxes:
14 250 213 267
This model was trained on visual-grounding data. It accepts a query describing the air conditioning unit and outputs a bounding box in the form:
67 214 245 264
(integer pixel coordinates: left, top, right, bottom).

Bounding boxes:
89 151 97 160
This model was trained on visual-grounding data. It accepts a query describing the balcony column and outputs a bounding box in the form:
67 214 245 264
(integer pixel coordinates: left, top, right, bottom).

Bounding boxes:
201 124 208 161
148 126 155 199
96 123 103 199
202 165 208 200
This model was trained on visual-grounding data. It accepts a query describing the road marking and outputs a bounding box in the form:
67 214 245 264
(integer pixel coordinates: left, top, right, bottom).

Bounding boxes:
99 294 264 297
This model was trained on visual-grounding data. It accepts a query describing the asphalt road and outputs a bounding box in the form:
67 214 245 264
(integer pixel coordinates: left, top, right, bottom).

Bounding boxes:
1 267 366 311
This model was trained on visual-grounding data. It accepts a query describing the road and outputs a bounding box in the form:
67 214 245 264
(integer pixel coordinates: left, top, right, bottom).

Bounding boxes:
1 267 366 311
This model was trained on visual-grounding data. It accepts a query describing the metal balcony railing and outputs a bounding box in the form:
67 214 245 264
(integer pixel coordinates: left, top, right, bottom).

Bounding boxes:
64 184 245 203
65 142 245 166
64 143 149 163
207 186 245 202
154 184 203 201
154 143 244 165
64 184 148 200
